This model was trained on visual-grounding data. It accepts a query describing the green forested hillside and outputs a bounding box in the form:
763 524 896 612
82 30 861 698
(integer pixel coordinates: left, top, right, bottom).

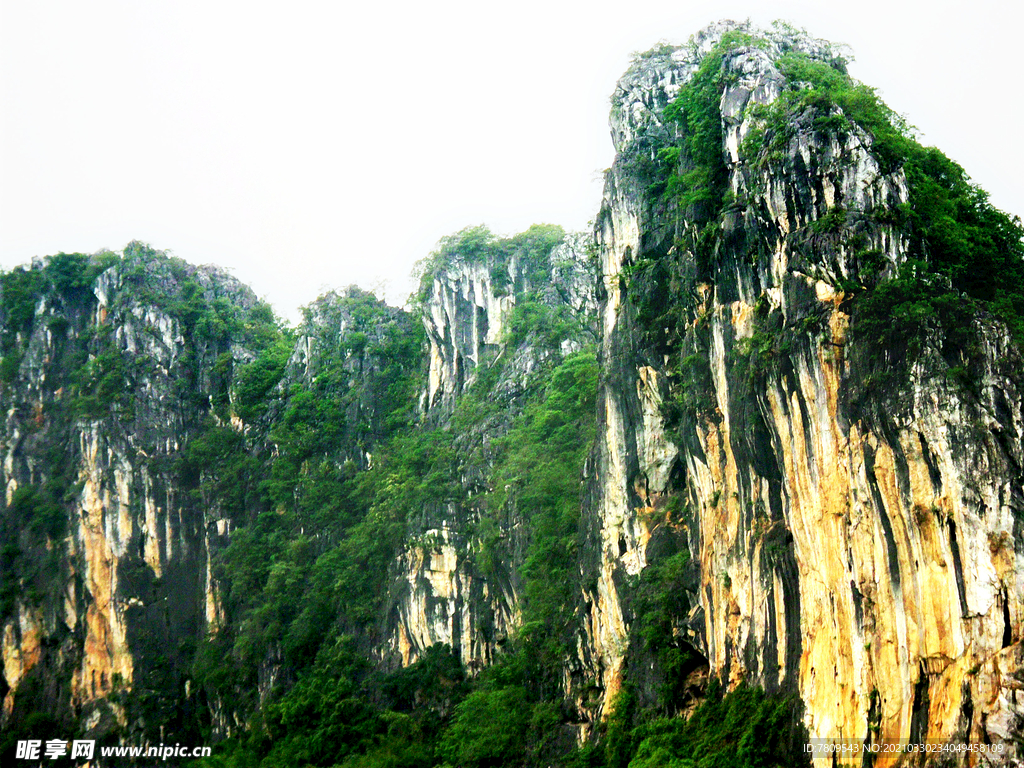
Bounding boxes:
3 20 1024 768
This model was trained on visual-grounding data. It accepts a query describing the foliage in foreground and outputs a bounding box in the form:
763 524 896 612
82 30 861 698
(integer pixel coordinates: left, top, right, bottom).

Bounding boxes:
605 681 808 768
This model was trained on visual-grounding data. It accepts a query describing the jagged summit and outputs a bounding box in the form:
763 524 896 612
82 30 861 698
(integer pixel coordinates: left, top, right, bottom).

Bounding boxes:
611 20 842 152
585 15 1023 753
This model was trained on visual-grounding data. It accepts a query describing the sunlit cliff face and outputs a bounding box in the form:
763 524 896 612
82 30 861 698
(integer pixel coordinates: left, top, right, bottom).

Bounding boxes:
577 19 1023 755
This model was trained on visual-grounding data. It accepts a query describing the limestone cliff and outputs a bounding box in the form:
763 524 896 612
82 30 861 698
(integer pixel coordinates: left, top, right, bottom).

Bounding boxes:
0 228 599 752
0 243 269 742
576 19 1024 760
420 228 597 416
1 20 1023 767
386 226 598 671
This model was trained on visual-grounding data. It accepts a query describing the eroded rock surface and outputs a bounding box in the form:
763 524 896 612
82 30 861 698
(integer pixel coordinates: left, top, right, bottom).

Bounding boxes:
576 19 1023 760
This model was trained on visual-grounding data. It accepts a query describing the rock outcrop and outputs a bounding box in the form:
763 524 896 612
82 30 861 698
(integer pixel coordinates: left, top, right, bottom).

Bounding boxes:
576 19 1023 759
0 230 599 748
421 228 597 416
387 226 598 671
0 244 265 740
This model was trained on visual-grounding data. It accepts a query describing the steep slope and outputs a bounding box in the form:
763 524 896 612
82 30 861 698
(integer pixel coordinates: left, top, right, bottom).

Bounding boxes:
187 224 602 766
577 19 1023 757
0 226 601 760
387 224 597 670
1 19 1023 768
0 243 280 743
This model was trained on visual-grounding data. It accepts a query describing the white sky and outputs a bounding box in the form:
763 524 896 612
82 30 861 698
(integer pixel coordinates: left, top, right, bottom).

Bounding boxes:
2 0 1021 323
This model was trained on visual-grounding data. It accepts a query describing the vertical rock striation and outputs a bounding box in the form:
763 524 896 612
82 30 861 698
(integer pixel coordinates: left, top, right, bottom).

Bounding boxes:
578 19 1023 758
420 229 597 417
387 227 598 671
0 245 267 741
0 256 431 743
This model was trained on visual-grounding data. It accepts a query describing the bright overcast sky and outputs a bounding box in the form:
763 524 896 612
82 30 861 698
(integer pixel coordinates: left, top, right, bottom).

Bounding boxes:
2 0 1021 322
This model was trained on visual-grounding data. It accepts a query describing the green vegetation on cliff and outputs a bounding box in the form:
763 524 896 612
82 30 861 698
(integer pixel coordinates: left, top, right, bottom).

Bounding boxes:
188 228 604 768
740 45 1024 349
604 681 806 768
0 244 287 749
5 20 1022 768
415 223 566 301
624 25 1024 447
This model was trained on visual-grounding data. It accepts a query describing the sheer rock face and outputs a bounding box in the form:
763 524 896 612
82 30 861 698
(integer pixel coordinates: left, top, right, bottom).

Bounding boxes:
579 19 1024 754
386 232 597 671
0 252 252 735
0 235 598 738
422 259 513 416
421 233 597 417
1 21 1022 760
386 501 523 673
